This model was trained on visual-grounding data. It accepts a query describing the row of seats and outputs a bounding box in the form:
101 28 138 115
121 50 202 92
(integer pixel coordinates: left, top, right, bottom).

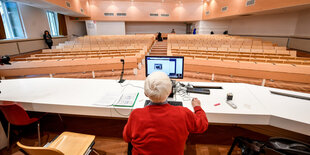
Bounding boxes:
0 57 139 78
183 58 310 87
171 46 295 56
12 36 151 63
61 35 154 49
13 53 139 61
169 34 271 44
168 34 295 56
167 35 307 66
6 35 154 79
171 51 310 65
166 34 310 93
185 72 310 93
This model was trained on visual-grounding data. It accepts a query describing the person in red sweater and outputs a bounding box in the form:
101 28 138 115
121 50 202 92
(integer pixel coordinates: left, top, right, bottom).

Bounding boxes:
123 71 208 155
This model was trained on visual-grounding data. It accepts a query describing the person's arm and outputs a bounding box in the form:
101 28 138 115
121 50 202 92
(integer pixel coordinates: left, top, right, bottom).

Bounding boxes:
123 111 134 142
185 98 208 133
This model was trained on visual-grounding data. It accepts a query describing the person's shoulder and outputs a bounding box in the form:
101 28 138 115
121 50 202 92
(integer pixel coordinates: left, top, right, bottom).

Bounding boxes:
166 104 191 112
130 107 147 116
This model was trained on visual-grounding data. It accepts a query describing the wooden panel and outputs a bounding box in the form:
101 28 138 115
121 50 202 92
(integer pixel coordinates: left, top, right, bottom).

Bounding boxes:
184 59 310 84
0 42 19 55
0 57 137 77
289 38 310 52
18 40 46 53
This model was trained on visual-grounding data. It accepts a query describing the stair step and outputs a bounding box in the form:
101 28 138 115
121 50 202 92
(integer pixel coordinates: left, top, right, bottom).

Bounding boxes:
151 51 167 53
149 53 167 56
150 52 167 54
150 41 167 56
152 48 167 50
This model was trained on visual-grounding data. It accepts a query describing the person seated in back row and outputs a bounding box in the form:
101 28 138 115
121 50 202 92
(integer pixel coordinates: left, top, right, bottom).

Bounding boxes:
123 71 209 155
171 29 176 33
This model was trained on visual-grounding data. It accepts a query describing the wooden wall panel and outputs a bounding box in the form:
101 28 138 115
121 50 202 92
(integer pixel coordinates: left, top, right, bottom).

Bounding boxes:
0 43 19 56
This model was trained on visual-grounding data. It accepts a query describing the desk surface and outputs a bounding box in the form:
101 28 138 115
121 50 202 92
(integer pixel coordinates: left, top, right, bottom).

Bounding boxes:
0 78 309 136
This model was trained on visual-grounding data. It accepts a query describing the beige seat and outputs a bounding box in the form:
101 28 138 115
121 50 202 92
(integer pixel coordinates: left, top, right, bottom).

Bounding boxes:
17 132 95 155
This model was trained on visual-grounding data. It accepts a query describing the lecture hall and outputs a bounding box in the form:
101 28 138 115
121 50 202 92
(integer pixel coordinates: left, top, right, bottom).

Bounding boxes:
0 0 310 154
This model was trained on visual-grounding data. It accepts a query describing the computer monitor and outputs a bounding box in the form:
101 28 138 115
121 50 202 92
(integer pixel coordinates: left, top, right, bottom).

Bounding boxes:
145 56 184 79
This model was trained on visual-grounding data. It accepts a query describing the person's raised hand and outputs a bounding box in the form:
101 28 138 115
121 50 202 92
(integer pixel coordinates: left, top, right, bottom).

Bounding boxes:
191 98 201 108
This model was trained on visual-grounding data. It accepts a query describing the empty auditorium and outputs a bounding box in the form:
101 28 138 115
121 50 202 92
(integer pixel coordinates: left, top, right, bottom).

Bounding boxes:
0 0 310 154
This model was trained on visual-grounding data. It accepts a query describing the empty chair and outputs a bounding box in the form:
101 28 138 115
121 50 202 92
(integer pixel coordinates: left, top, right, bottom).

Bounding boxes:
240 48 251 53
217 47 228 52
0 101 45 147
276 50 290 55
251 48 263 54
263 49 276 54
17 131 96 155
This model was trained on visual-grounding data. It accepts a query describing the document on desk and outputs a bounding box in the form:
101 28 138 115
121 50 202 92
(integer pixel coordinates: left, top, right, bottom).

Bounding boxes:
93 91 122 107
113 92 139 107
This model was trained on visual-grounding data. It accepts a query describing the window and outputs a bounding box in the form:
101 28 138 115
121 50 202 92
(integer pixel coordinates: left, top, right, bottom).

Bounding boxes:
0 1 26 39
46 11 59 36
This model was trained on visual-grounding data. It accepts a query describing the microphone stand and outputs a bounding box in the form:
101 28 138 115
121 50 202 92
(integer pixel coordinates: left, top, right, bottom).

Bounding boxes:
119 59 126 83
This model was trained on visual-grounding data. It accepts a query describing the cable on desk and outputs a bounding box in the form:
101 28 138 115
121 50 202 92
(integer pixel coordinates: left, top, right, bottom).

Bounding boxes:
112 106 133 117
111 81 140 116
174 81 193 101
120 82 144 89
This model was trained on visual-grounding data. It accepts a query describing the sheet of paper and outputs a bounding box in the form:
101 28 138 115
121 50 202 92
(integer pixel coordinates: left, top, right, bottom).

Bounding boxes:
93 91 121 106
114 92 139 107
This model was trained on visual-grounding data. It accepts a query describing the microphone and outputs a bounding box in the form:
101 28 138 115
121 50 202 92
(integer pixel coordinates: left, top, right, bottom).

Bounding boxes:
119 59 126 83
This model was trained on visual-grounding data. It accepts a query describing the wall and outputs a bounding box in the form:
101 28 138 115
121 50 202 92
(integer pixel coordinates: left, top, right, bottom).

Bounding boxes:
203 0 310 20
0 37 68 56
289 9 310 51
66 16 87 38
229 12 299 36
85 21 126 35
226 12 298 47
195 20 230 34
226 9 310 51
294 9 310 37
19 4 50 39
90 1 202 22
97 22 125 35
125 22 186 34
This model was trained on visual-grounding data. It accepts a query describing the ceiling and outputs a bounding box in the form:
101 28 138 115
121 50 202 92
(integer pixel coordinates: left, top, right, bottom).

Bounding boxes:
209 3 310 21
12 0 88 17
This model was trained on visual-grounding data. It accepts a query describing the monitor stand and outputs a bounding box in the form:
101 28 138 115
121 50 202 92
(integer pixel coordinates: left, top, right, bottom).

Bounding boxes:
168 79 176 99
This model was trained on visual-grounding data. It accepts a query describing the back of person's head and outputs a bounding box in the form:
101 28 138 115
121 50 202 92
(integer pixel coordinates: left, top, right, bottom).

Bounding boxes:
44 30 49 35
144 71 172 103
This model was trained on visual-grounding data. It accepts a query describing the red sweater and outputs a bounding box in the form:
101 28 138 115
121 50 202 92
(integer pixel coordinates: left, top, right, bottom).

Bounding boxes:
123 104 208 155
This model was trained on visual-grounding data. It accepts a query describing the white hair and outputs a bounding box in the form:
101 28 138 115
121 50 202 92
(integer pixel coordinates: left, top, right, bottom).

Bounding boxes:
144 71 172 103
